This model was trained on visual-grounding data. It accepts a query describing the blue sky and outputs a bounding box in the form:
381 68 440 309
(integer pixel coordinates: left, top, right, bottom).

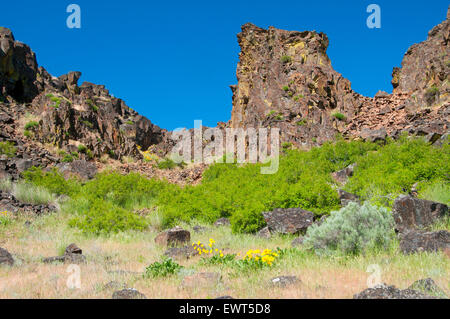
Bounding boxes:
1 1 448 130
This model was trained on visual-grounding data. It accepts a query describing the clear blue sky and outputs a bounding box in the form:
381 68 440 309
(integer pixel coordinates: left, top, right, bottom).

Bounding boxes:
1 1 448 130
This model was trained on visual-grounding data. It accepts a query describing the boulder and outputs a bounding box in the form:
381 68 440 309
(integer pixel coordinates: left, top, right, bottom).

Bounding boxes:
337 189 360 207
269 276 301 288
56 160 98 181
331 163 356 184
65 243 82 255
43 243 86 264
112 288 147 299
407 278 448 299
262 208 314 235
164 246 198 260
354 284 434 299
393 195 448 232
257 226 271 239
155 226 190 247
0 247 14 266
399 230 450 254
360 128 387 143
214 218 230 227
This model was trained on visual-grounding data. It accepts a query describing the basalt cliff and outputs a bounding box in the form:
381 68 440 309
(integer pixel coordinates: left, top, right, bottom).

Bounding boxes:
0 6 449 182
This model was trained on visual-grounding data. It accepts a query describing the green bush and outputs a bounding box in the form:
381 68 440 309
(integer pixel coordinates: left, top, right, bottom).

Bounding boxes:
0 141 16 157
24 121 39 130
143 257 183 278
68 199 148 235
77 144 87 153
22 167 81 196
280 55 292 63
418 180 450 205
332 112 346 121
158 139 377 233
303 202 395 256
345 135 449 206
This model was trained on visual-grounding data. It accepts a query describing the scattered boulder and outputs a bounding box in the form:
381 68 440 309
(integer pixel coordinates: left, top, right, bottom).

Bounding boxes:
164 246 198 260
399 230 450 254
331 163 356 185
262 208 314 235
337 189 360 207
56 160 98 181
0 247 14 266
257 226 271 239
354 284 435 299
269 276 301 288
393 195 448 232
43 243 86 264
214 218 231 227
112 288 147 299
407 278 448 299
360 128 387 143
192 225 207 233
155 226 191 247
291 236 304 247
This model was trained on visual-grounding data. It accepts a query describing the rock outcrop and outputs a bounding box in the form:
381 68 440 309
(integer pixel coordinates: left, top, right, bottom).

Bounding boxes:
399 230 450 254
262 207 314 235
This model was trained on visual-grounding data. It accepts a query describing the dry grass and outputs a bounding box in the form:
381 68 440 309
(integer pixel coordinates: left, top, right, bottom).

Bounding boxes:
0 212 448 299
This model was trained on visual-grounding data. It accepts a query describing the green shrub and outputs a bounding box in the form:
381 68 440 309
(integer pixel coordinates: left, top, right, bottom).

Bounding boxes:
24 121 39 130
77 144 87 153
158 139 377 233
418 180 450 205
0 141 16 157
303 202 395 256
280 55 292 63
12 181 56 205
296 119 307 126
62 154 74 162
69 199 148 235
345 135 449 206
23 130 32 138
282 86 290 92
143 257 183 278
157 158 186 170
332 112 346 121
22 167 81 196
86 99 99 112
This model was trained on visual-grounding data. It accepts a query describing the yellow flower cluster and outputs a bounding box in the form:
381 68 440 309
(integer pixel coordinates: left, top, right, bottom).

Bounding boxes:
0 211 8 217
192 238 224 257
244 248 279 266
137 145 159 162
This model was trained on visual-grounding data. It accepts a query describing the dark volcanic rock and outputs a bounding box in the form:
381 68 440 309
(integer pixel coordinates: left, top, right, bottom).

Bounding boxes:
56 160 97 180
360 127 387 143
269 276 301 288
257 226 271 239
393 195 448 232
354 284 435 299
262 208 314 235
0 247 14 266
112 288 147 299
337 189 360 207
331 163 356 185
214 218 231 227
399 230 450 254
408 278 448 299
164 246 198 260
155 226 191 247
43 243 86 264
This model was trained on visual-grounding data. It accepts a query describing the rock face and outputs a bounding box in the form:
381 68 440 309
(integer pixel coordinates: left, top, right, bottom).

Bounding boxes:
393 195 448 232
154 227 191 247
0 27 168 164
353 284 435 299
43 243 86 264
399 230 450 254
0 247 14 266
229 23 365 147
0 27 39 102
262 207 314 235
392 7 450 108
337 189 360 207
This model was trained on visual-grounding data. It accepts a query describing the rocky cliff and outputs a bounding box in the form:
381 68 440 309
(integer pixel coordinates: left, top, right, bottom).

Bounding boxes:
229 7 450 147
